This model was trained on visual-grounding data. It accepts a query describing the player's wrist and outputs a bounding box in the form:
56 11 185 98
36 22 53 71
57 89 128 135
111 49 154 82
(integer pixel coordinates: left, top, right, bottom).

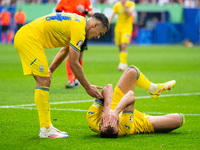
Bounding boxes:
83 9 88 15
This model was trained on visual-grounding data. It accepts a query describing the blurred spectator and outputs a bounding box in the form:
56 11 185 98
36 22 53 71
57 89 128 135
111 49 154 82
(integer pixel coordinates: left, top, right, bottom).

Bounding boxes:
0 8 11 43
1 0 11 5
184 0 198 8
146 16 158 30
158 0 169 5
14 8 26 31
106 0 118 4
137 12 148 28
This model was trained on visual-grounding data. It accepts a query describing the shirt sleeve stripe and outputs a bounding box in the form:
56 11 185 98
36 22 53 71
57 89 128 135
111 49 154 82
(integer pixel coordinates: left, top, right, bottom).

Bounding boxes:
69 43 80 53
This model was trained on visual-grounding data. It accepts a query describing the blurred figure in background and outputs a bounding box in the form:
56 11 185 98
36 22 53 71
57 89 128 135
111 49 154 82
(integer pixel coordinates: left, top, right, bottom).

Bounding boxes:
0 8 11 44
56 0 94 88
109 0 135 71
14 8 26 31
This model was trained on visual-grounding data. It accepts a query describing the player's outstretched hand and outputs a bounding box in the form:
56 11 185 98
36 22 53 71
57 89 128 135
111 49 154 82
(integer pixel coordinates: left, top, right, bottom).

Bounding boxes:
86 85 103 99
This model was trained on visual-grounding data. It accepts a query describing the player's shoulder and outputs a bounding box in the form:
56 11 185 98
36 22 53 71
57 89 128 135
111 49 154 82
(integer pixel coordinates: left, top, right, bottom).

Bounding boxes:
114 1 121 7
127 1 135 6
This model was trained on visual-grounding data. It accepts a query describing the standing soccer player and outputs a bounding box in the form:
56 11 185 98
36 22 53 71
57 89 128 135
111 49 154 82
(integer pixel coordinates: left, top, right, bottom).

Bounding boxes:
0 8 11 43
56 0 94 88
14 8 26 31
14 13 109 138
109 0 135 71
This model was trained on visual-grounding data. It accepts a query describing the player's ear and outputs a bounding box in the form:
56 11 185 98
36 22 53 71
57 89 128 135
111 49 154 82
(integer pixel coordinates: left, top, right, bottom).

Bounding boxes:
92 21 99 28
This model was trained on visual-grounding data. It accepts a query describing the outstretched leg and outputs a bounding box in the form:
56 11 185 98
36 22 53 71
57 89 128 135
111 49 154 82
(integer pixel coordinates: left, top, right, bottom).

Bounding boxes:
148 113 185 133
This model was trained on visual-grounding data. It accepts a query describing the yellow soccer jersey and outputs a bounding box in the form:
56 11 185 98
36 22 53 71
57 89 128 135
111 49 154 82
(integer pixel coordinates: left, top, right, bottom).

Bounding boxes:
113 1 135 32
86 99 133 137
27 13 86 52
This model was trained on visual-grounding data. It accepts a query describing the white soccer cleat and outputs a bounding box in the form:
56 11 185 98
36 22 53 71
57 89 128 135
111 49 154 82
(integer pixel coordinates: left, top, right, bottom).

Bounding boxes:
39 126 69 138
150 80 176 99
74 79 80 87
118 63 128 71
65 81 75 88
50 124 68 135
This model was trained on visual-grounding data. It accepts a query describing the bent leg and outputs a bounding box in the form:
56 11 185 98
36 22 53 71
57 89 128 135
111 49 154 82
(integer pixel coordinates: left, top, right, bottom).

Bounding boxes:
148 113 185 133
117 67 138 94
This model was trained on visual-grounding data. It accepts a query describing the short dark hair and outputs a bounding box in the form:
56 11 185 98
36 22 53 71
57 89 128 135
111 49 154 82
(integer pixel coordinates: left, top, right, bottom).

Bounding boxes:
92 13 110 30
100 125 118 138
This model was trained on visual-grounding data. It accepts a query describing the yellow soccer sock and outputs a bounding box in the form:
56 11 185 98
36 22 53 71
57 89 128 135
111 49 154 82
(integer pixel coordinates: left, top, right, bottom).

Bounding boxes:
130 65 151 90
35 87 51 128
119 51 127 64
178 113 185 127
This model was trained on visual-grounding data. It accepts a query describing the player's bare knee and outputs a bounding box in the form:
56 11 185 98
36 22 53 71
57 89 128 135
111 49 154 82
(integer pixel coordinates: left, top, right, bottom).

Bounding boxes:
36 77 51 87
126 67 137 78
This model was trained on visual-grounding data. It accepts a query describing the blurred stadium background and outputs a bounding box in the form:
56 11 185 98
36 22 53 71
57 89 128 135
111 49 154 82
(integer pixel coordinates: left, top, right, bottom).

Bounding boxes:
0 0 199 45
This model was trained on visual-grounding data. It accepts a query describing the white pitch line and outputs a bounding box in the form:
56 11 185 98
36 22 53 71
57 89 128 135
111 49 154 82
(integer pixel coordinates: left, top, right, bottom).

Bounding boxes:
1 106 200 116
0 92 200 108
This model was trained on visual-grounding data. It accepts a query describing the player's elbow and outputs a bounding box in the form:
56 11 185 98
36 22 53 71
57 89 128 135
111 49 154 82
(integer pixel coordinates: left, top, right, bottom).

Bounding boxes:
127 90 135 102
105 84 113 89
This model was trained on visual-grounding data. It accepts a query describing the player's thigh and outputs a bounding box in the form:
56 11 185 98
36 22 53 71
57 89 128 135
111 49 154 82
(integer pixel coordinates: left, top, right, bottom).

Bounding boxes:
114 31 121 46
111 86 124 110
130 110 154 134
14 29 49 77
121 32 131 44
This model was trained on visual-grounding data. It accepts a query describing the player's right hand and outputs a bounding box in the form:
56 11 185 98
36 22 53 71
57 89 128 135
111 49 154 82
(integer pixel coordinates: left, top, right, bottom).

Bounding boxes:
110 111 119 128
48 69 52 79
86 85 103 99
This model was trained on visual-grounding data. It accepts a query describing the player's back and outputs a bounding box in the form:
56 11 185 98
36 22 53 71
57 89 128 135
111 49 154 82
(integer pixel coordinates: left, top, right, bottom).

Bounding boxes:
26 13 86 49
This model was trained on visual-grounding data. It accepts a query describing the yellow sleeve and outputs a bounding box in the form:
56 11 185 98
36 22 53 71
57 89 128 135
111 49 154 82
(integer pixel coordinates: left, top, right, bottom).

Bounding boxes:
113 3 118 14
69 25 85 53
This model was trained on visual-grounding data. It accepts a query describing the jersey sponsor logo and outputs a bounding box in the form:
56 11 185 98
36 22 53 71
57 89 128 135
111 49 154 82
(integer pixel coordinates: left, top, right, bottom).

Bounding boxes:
46 14 71 21
39 65 44 72
76 40 83 48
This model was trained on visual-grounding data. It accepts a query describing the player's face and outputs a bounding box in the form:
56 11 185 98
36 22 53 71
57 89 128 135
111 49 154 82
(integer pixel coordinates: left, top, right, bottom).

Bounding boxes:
120 0 126 5
86 24 107 40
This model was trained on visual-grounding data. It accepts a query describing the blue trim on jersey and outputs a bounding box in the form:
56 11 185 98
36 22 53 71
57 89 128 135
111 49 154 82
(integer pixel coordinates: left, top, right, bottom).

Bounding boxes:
94 99 104 107
124 124 130 129
178 113 184 127
35 87 49 92
129 65 140 80
69 43 81 53
30 59 37 65
122 111 133 114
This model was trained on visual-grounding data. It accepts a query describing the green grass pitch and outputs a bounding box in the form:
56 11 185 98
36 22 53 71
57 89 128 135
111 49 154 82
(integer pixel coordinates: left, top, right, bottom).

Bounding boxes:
0 44 200 149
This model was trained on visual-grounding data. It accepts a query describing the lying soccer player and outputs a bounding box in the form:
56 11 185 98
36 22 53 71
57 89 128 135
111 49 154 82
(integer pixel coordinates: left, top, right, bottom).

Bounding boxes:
87 65 185 138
